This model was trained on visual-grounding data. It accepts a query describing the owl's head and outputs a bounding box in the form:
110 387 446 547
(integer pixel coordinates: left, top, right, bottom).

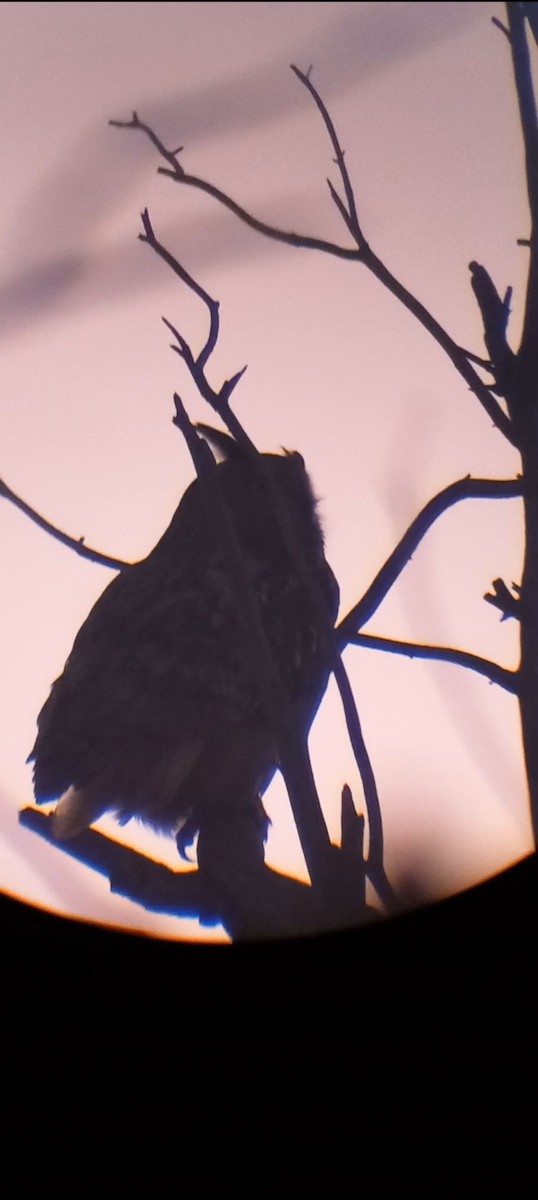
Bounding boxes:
196 423 322 545
194 424 338 622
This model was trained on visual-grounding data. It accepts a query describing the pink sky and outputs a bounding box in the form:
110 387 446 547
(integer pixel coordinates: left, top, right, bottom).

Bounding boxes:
0 1 532 939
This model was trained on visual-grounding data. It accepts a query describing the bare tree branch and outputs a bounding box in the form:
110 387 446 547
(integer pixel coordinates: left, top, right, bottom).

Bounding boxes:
109 112 361 262
290 63 363 237
332 657 397 910
469 261 515 394
358 248 516 444
507 2 538 387
18 807 369 939
338 476 523 643
19 806 209 916
139 207 220 370
492 15 511 40
288 64 516 443
0 476 127 571
111 70 518 448
507 2 538 219
351 632 519 693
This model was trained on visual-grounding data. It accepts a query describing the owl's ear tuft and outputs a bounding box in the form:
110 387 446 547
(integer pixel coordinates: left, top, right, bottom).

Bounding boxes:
195 424 244 463
281 446 305 467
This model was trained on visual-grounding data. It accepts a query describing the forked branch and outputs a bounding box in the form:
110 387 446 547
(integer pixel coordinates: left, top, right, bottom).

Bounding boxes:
110 66 517 447
337 475 523 642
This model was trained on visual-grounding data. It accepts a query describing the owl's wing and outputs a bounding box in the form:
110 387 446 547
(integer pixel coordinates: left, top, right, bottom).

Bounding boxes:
29 529 255 804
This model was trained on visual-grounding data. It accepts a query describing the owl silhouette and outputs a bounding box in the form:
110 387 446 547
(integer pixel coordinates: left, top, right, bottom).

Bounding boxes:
29 427 339 856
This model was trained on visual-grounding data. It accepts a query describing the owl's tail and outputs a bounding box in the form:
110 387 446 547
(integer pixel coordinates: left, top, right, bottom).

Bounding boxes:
52 786 106 840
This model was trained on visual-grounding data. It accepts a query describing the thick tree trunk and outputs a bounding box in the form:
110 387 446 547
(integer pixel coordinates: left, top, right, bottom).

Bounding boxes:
520 492 538 844
512 244 538 849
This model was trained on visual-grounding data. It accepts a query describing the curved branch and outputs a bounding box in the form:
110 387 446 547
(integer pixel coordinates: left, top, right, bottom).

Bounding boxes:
110 109 360 262
338 476 523 644
0 477 127 571
360 247 516 444
158 166 362 261
351 633 519 694
139 207 220 370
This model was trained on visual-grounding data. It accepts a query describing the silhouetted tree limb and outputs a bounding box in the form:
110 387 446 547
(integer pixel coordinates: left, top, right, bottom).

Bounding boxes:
0 476 126 571
337 476 523 643
19 806 208 915
352 633 519 694
469 261 515 396
110 68 517 447
492 15 511 40
332 657 397 911
109 112 360 262
19 807 373 939
508 3 538 223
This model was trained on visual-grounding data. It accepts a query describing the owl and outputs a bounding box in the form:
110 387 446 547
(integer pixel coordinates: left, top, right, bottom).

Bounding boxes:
29 427 339 856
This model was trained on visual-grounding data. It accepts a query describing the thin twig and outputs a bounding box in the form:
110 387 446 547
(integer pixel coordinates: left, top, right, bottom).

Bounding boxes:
109 111 183 172
290 63 363 237
338 476 523 643
492 15 511 40
111 113 361 261
351 632 519 694
0 477 127 571
139 207 220 369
